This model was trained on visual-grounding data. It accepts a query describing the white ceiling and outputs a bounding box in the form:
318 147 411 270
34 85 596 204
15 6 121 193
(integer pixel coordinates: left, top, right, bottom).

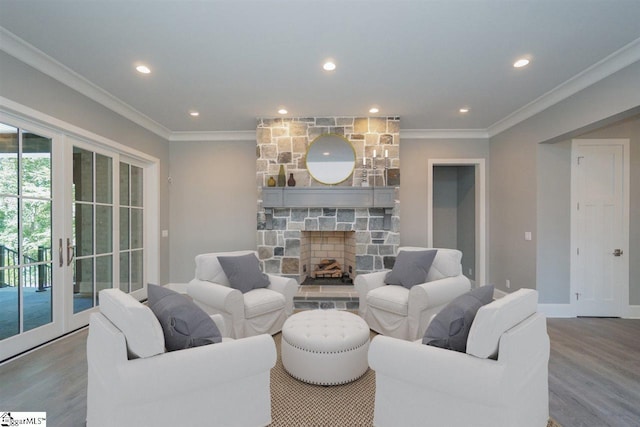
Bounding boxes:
1 0 640 140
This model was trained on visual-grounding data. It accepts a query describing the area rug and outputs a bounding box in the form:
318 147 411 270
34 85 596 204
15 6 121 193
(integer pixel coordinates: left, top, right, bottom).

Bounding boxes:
269 332 561 426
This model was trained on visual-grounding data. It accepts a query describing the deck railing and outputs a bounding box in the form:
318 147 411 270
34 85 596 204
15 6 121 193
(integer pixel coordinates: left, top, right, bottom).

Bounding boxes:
0 245 52 291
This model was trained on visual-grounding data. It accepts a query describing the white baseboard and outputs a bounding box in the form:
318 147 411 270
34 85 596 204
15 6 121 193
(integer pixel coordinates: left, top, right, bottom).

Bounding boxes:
538 304 640 318
488 289 639 318
625 305 640 318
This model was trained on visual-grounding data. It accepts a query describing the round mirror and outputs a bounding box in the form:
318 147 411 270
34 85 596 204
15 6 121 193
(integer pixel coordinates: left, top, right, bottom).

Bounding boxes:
306 134 356 185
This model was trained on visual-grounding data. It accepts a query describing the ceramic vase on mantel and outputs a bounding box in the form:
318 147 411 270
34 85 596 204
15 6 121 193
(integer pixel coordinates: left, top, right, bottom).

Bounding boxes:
287 173 296 187
277 165 286 187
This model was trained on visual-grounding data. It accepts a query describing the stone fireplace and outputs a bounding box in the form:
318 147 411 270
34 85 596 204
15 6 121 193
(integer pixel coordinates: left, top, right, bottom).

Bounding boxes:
256 116 400 283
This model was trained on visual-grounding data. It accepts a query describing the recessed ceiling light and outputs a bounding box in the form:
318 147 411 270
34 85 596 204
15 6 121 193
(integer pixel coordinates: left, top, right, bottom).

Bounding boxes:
135 64 151 74
189 111 200 117
513 58 530 68
278 108 288 115
459 107 469 113
323 61 336 71
369 107 379 114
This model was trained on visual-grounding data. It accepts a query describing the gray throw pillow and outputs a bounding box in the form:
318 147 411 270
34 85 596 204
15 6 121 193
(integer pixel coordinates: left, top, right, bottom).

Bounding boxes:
385 249 438 289
217 253 270 294
422 285 494 352
147 284 222 351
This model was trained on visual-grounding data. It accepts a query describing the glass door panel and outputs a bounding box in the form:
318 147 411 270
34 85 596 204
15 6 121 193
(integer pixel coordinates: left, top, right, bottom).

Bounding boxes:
119 162 144 293
119 252 129 292
0 124 53 341
72 146 114 313
73 257 93 313
130 250 143 292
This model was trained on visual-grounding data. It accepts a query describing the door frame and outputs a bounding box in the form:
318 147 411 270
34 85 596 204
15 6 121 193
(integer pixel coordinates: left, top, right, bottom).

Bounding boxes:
427 158 486 286
570 138 630 317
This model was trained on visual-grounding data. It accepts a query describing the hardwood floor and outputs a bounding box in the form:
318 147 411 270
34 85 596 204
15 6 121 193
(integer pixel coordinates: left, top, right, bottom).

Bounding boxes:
0 328 88 426
0 318 638 427
547 318 640 427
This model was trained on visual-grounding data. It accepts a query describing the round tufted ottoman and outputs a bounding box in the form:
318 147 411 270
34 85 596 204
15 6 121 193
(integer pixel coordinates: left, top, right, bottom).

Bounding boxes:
281 309 370 385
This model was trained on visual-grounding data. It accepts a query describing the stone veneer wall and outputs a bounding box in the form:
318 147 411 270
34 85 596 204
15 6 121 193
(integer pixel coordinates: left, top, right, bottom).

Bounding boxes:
256 117 400 283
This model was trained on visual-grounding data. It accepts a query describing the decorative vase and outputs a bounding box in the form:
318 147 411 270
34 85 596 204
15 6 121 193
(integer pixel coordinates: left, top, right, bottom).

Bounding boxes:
277 165 286 187
267 176 276 187
287 173 296 187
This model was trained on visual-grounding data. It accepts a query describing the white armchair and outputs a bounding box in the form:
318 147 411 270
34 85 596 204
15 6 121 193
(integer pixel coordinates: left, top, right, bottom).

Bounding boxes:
354 247 471 340
368 289 550 427
187 250 299 339
87 288 276 427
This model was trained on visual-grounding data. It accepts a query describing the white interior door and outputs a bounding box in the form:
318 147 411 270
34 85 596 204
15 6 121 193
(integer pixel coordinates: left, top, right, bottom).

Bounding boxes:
571 139 629 317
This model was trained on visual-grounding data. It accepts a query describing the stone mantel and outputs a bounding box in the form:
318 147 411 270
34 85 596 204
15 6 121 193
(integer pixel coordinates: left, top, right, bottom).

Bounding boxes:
261 187 396 209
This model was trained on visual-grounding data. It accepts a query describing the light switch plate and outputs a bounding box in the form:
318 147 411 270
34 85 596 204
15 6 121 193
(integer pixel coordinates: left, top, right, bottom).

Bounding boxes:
525 231 532 241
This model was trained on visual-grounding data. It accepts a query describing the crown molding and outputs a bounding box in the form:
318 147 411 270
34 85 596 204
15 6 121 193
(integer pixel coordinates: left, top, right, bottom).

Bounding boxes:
169 130 257 142
400 129 489 139
488 36 640 137
0 26 172 140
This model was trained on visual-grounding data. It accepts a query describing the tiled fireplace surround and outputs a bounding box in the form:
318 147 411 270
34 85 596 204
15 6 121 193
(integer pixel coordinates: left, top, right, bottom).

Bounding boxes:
256 116 400 284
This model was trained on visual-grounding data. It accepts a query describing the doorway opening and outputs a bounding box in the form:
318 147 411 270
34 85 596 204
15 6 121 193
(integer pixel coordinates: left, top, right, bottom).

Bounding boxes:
428 159 486 286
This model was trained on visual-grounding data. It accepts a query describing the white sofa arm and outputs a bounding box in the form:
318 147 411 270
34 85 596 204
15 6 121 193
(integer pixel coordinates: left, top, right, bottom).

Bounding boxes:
354 270 389 315
409 275 471 312
407 275 471 338
368 335 504 405
187 279 244 316
266 274 299 315
118 334 276 399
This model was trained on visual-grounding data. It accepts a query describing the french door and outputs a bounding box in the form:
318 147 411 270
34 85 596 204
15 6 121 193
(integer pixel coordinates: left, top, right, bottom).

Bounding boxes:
0 121 59 359
0 114 150 361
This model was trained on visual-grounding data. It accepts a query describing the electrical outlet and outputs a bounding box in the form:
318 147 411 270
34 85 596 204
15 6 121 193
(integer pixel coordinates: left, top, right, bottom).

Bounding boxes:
506 279 511 289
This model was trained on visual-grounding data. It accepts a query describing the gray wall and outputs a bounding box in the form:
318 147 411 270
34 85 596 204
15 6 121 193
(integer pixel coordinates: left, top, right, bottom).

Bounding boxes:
537 140 572 303
168 140 258 282
490 60 640 304
0 51 172 283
